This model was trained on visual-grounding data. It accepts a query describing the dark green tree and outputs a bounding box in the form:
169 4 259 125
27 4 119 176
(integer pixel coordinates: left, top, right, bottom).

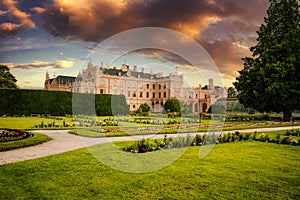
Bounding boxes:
0 65 18 89
163 98 181 113
234 0 300 122
139 103 150 112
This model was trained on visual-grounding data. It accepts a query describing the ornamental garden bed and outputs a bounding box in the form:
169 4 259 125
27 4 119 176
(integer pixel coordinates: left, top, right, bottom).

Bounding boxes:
0 128 32 142
123 129 300 153
0 129 50 152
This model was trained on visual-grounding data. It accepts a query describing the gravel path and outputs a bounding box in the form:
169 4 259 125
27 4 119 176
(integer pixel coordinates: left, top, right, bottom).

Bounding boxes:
1 126 300 165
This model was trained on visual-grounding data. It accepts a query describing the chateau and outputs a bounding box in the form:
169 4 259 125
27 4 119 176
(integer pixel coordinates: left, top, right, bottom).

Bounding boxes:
45 62 227 113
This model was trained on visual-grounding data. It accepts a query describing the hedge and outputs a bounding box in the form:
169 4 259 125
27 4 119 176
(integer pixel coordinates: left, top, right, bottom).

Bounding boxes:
0 89 128 116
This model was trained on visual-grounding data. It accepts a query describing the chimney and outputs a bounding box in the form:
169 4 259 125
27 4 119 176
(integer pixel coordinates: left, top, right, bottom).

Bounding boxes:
141 68 144 73
106 63 110 69
122 64 129 72
209 79 214 91
133 66 137 72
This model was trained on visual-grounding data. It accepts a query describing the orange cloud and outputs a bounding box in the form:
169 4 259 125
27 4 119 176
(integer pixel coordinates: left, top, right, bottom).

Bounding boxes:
12 59 76 69
0 0 35 36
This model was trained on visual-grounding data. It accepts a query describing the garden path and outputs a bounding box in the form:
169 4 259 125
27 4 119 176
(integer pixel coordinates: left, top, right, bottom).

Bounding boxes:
1 126 300 165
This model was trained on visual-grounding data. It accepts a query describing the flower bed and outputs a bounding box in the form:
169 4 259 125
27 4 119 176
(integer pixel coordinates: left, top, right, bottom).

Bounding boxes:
0 128 32 142
123 129 300 153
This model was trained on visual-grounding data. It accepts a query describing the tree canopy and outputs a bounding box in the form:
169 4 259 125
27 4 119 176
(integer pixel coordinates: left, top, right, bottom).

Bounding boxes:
234 0 300 121
0 65 18 89
163 98 181 113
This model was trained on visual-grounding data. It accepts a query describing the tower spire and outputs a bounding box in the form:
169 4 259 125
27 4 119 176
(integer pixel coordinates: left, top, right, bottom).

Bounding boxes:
46 70 50 80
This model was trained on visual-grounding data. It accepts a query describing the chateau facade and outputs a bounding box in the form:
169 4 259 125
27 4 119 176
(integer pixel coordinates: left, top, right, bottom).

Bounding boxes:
45 62 227 113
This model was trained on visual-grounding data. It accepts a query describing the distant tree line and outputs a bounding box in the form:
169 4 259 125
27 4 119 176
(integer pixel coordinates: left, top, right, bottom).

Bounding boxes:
0 89 129 116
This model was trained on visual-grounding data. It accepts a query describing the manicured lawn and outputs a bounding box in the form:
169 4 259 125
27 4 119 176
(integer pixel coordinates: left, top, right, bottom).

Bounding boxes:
0 141 299 199
0 116 74 129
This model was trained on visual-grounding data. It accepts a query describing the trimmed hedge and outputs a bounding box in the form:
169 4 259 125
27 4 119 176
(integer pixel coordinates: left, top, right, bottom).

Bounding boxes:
0 89 128 116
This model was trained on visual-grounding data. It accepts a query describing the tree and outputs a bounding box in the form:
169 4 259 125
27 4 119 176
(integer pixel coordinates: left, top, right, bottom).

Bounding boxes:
0 65 18 89
234 0 300 122
137 103 150 116
163 98 181 113
139 103 150 112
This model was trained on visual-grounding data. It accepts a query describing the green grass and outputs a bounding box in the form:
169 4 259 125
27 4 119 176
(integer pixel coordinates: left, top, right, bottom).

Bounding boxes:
0 116 74 130
0 132 50 152
0 141 299 199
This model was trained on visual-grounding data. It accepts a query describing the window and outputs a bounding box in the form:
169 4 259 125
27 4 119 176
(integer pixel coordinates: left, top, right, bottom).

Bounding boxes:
140 92 143 98
100 89 104 94
146 84 149 89
164 83 167 89
133 105 136 109
146 92 149 98
128 91 130 97
164 92 166 98
133 92 136 97
153 93 155 98
159 84 161 90
153 84 155 89
159 92 161 98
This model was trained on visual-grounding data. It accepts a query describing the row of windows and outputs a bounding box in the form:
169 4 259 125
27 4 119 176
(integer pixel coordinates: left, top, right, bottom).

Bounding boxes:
77 88 207 100
127 91 167 98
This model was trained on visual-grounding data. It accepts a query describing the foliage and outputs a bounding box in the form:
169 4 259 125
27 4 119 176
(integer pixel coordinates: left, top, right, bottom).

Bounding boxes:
124 128 300 154
163 98 181 113
123 134 192 153
0 65 18 89
135 103 150 116
0 89 128 116
234 0 300 121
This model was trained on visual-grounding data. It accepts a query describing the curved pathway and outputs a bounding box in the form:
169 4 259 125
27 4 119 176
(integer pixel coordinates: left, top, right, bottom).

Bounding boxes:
1 126 300 165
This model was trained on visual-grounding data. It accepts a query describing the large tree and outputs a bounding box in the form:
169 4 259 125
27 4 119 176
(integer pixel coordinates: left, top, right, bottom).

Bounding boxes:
234 0 300 122
0 65 18 89
163 98 181 113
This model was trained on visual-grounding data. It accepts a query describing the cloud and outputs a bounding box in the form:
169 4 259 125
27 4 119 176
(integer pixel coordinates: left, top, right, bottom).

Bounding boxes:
0 0 35 36
34 0 268 42
0 62 14 68
12 59 76 69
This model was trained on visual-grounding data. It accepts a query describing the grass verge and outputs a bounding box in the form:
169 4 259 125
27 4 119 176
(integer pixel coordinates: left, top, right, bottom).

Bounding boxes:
0 132 50 152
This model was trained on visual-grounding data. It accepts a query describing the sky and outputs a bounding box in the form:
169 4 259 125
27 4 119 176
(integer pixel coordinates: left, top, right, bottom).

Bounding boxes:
0 0 270 89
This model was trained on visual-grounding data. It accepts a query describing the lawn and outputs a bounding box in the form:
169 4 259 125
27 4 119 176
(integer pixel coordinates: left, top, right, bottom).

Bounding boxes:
0 141 299 199
0 116 74 130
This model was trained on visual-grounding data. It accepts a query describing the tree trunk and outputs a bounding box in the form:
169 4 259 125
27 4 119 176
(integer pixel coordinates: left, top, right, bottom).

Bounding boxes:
283 107 293 122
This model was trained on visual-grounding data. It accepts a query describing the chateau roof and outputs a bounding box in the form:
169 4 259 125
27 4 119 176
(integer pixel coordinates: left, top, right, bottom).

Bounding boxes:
49 75 76 84
102 68 166 80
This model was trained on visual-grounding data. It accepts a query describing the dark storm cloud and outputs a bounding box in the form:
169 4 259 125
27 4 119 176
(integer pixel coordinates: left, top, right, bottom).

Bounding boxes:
34 0 268 42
